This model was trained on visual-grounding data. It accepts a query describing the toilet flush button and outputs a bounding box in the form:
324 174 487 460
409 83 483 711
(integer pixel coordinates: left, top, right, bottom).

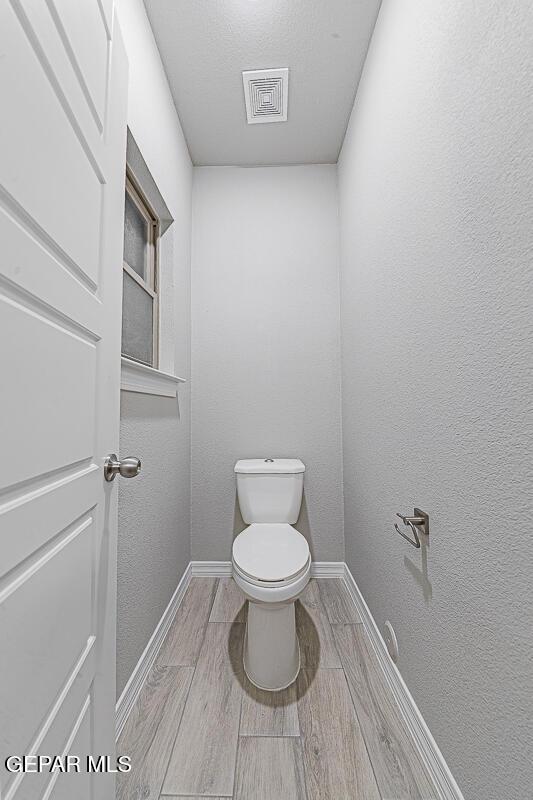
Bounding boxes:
383 621 399 663
264 458 274 462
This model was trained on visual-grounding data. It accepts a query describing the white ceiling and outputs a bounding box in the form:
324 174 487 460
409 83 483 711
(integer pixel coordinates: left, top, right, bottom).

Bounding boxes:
143 0 381 166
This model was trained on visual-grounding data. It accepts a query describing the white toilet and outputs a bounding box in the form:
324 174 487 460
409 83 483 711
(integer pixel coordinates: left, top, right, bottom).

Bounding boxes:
232 458 310 691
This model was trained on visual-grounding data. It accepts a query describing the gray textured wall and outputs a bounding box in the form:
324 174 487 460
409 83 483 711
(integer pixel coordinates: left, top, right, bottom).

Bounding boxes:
117 389 190 698
338 1 533 798
116 0 192 699
191 165 344 562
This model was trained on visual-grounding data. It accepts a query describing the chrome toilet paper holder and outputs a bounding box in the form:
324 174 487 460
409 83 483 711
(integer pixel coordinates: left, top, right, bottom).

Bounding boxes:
394 508 429 549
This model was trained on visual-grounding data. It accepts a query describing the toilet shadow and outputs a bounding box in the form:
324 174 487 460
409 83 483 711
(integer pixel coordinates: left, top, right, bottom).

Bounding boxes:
228 601 319 704
232 493 246 542
294 492 315 561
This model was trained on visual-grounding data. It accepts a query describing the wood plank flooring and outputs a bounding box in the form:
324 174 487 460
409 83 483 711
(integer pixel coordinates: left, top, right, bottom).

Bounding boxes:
297 667 380 800
240 681 300 737
209 576 247 623
234 737 307 800
157 578 218 666
117 666 193 800
162 622 244 796
117 578 438 800
296 579 342 668
333 624 437 799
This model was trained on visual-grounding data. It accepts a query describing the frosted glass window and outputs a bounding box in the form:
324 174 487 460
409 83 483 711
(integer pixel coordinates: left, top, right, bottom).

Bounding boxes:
121 175 158 368
124 192 149 279
122 271 153 365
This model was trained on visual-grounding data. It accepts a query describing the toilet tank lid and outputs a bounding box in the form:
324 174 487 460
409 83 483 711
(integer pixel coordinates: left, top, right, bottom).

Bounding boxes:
234 458 305 474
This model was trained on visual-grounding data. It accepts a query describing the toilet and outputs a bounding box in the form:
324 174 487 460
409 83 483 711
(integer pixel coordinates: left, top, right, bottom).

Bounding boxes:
232 458 310 691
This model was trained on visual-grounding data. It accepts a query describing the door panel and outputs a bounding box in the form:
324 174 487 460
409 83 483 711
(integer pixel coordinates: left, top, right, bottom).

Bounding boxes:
0 209 102 338
97 0 114 37
16 698 94 800
48 0 110 127
0 3 104 284
15 682 94 800
48 702 93 800
1 467 99 579
0 517 94 783
14 0 106 167
1 297 96 488
0 1 128 798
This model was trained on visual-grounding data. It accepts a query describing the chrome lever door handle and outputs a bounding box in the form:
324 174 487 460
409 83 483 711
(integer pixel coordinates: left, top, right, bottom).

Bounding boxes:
104 454 141 482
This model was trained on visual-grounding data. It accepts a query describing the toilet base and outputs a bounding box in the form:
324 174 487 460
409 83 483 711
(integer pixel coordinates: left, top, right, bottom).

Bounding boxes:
243 599 300 691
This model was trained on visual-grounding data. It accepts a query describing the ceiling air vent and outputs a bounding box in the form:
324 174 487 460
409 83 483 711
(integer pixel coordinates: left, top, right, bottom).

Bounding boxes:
242 68 289 124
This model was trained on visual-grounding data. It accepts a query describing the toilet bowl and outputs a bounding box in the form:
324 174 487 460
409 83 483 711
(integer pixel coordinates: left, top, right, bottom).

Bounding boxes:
232 459 309 691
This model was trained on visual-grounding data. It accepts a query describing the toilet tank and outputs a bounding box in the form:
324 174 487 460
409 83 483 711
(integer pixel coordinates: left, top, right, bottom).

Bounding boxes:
235 459 305 524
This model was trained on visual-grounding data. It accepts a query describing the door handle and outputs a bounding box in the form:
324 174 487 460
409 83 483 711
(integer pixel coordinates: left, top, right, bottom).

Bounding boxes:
104 454 141 482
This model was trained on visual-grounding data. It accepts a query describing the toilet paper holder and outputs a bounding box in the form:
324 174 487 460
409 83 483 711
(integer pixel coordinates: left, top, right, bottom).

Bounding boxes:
394 508 429 549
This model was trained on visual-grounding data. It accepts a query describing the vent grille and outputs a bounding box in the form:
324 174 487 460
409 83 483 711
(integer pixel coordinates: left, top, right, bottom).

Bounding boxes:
242 68 289 124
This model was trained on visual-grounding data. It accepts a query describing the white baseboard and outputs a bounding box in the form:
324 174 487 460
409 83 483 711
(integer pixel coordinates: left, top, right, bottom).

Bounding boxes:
342 564 464 800
191 560 345 578
191 560 232 576
310 561 345 577
115 562 192 739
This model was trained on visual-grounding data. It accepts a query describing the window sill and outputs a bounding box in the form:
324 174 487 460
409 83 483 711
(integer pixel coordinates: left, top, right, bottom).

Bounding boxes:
121 357 186 398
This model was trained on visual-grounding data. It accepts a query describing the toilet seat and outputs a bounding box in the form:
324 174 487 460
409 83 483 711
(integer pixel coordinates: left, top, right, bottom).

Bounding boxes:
232 523 310 585
233 556 310 589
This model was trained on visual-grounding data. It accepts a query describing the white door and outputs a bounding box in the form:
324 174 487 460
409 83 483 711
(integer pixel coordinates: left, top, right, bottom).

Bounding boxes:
0 1 128 798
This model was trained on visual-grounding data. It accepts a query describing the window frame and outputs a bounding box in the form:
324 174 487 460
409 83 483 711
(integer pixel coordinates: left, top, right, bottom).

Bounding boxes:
122 169 160 368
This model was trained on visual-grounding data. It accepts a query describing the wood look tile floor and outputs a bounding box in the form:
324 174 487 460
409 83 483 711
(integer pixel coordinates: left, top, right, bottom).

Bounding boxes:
117 578 438 800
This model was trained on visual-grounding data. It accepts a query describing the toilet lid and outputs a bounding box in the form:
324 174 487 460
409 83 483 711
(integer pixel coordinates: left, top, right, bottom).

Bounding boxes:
232 523 310 583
